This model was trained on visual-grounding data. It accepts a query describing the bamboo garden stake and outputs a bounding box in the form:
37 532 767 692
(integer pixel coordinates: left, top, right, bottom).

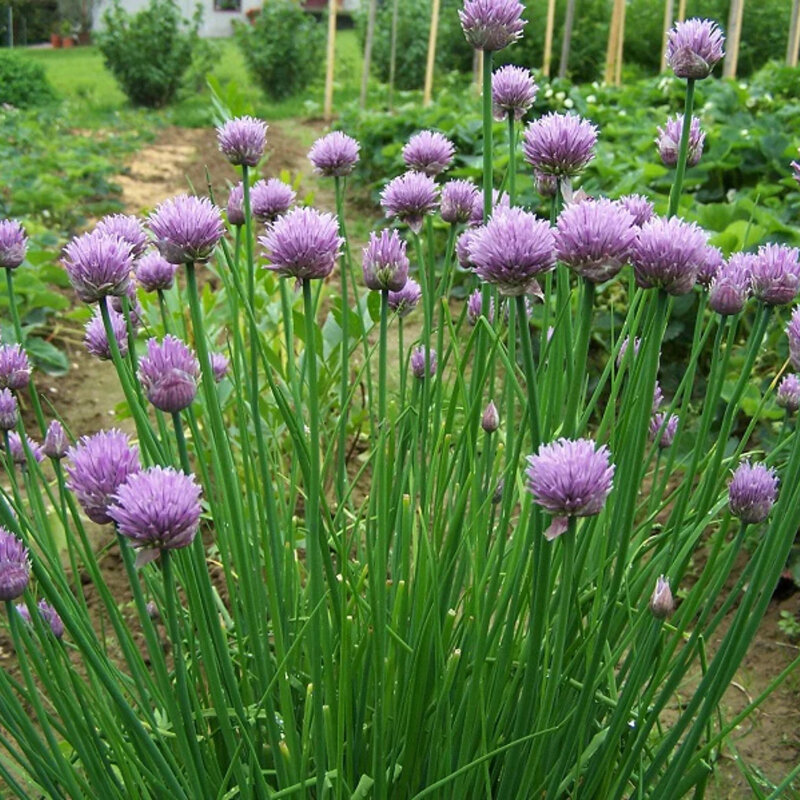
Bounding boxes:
423 0 441 106
323 0 338 121
723 0 745 78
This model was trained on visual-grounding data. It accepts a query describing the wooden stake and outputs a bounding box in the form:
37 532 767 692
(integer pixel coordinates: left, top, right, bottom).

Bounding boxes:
677 0 687 22
605 0 623 84
723 0 745 78
543 0 557 77
360 0 378 108
614 0 626 86
388 0 400 109
557 0 577 78
323 0 338 121
423 0 441 106
660 0 675 72
788 0 800 67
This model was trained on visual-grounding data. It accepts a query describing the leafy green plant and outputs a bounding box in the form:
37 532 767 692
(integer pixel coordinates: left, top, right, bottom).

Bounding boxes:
0 51 57 109
778 610 800 639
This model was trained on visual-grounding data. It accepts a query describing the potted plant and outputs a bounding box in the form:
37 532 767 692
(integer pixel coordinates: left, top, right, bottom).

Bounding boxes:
60 19 75 47
50 23 62 48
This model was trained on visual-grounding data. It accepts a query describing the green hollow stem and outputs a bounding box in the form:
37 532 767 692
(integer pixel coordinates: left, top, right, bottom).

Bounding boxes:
507 116 516 206
157 289 173 336
667 78 696 219
335 177 350 509
564 279 595 438
482 51 494 220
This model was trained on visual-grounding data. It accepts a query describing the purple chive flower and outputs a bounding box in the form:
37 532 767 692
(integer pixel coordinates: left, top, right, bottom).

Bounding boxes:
535 171 558 199
7 433 44 467
749 243 800 306
251 179 297 223
43 420 68 460
216 116 268 168
492 65 537 121
16 600 64 638
95 214 149 260
410 346 437 379
0 220 28 269
84 307 128 361
616 336 641 369
696 245 724 289
777 374 800 414
210 352 230 383
148 194 224 265
138 336 200 414
467 288 485 325
362 230 409 292
666 18 725 80
0 388 18 431
469 189 510 226
525 438 615 525
522 112 598 178
0 344 31 391
227 183 245 227
617 195 655 227
649 575 674 619
136 252 177 293
469 207 556 296
649 412 679 449
388 278 422 317
441 180 480 225
481 401 499 433
109 466 202 559
457 229 477 269
65 429 141 525
381 171 439 234
788 307 800 370
110 282 143 330
652 381 664 414
0 528 30 601
146 600 160 620
308 131 360 177
403 131 455 176
555 198 636 283
656 115 705 168
458 0 526 51
708 253 753 315
260 207 343 282
62 230 133 304
631 216 708 295
728 461 778 524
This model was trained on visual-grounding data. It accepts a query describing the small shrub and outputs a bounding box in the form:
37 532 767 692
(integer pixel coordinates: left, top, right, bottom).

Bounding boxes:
0 52 57 109
234 0 324 101
97 0 203 108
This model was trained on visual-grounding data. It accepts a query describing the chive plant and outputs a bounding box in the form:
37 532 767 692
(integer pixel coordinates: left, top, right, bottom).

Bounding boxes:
1 8 800 799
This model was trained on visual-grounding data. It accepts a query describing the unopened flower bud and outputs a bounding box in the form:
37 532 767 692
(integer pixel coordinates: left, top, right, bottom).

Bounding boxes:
481 401 499 433
649 575 674 619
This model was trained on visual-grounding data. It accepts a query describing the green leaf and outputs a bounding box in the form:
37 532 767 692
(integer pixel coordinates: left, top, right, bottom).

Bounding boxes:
24 337 69 376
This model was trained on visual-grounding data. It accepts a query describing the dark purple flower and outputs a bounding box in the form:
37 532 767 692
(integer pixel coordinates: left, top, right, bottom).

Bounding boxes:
0 528 30 601
66 429 141 525
788 306 800 370
308 131 360 177
381 171 439 234
403 131 455 176
728 460 778 523
387 278 422 317
362 230 409 291
666 18 725 80
148 194 224 265
0 344 31 391
410 346 437 379
109 466 202 558
649 575 674 619
95 215 149 260
522 112 598 178
43 420 68 460
16 600 64 638
696 245 724 289
7 433 44 467
525 437 615 521
708 253 752 315
138 336 200 413
136 252 177 293
535 171 558 199
749 243 800 306
631 216 708 295
260 207 343 282
217 116 268 168
251 178 297 223
441 180 479 225
84 307 129 361
458 0 526 51
469 207 556 296
481 401 499 433
469 189 510 226
555 198 636 283
0 388 17 431
227 183 245 227
62 231 133 304
656 115 705 168
492 65 537 121
777 374 800 414
210 352 229 383
617 194 654 227
649 412 679 449
0 219 28 269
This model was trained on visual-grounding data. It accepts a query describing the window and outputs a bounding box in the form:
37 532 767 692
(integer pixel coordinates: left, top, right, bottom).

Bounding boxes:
214 0 242 11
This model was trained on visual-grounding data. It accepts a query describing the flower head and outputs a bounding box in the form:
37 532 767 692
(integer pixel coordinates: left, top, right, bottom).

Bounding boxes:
251 178 296 223
457 229 477 269
308 131 360 177
466 288 494 325
535 171 558 199
441 180 479 225
0 343 31 391
148 194 224 265
227 183 245 227
708 253 752 315
492 65 537 121
469 189 510 226
0 528 30 601
138 336 200 413
649 412 679 449
216 116 268 167
728 460 778 523
481 401 499 433
522 112 598 177
62 230 133 304
381 171 439 233
403 131 455 176
788 306 800 370
469 207 556 296
43 420 69 460
652 380 664 414
631 216 708 295
7 433 44 467
388 278 422 317
666 18 725 80
458 0 526 51
555 198 636 283
616 335 641 369
656 115 705 168
617 194 654 227
210 352 230 383
0 388 18 431
0 219 28 269
649 575 674 619
17 600 64 638
362 230 409 291
749 243 800 306
95 214 149 260
260 207 343 282
696 245 724 289
84 307 129 361
109 467 202 558
526 437 614 519
792 152 800 186
136 252 177 293
777 374 800 414
410 346 437 379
